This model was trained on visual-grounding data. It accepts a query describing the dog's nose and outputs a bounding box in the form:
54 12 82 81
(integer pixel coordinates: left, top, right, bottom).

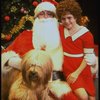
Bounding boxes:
29 71 38 81
29 71 37 77
30 71 37 75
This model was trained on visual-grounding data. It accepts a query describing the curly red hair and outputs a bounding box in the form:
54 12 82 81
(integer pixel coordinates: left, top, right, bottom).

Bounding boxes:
56 0 89 25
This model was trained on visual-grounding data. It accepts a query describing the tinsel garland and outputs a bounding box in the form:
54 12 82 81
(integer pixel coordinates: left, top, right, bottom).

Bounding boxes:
1 15 34 40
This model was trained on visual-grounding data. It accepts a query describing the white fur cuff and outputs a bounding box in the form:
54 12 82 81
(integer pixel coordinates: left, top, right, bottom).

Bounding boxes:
1 51 20 73
84 48 94 53
48 80 71 98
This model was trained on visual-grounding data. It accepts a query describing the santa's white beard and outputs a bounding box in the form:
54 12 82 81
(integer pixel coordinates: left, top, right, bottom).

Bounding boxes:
32 18 63 71
32 18 61 50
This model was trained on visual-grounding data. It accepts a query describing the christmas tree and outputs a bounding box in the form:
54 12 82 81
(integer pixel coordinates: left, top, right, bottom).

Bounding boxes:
1 0 41 48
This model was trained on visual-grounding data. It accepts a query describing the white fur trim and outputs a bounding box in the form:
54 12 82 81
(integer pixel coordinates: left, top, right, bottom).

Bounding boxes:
34 2 56 17
49 80 71 98
84 48 94 53
72 26 89 41
47 44 63 71
1 51 21 74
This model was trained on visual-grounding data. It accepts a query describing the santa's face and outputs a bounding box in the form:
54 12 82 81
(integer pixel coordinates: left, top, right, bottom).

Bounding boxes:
32 16 61 51
37 10 55 19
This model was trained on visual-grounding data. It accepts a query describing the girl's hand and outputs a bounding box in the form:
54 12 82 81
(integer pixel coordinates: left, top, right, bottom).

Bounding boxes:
67 71 79 84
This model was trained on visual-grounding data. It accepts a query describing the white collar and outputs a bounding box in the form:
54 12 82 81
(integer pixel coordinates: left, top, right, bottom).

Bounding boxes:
72 26 89 41
64 28 70 38
64 26 89 41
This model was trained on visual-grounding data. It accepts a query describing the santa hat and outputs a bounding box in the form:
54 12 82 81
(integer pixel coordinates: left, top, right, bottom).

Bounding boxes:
34 0 58 17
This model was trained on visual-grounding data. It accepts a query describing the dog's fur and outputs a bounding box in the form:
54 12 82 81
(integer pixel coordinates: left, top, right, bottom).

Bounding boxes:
9 50 54 100
2 68 20 100
1 51 21 100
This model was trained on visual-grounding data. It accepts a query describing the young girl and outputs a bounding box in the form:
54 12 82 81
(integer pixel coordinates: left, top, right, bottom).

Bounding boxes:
57 0 96 99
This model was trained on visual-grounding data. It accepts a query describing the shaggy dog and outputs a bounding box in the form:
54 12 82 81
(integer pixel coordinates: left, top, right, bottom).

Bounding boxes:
1 51 22 100
9 50 54 100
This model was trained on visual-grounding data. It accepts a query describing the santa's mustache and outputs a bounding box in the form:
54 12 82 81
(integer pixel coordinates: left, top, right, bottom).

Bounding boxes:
33 18 59 29
34 17 58 23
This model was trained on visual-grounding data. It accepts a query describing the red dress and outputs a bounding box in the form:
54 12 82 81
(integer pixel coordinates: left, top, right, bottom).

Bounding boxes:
59 25 96 96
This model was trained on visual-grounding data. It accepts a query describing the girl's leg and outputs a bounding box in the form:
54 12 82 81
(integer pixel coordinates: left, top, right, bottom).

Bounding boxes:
89 96 96 100
74 88 88 100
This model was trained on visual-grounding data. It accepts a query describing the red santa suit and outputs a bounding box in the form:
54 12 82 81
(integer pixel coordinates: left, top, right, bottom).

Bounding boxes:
59 24 96 96
3 30 34 56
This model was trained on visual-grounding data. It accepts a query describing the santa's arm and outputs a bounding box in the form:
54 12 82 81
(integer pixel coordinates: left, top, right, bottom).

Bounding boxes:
2 30 26 54
1 32 25 73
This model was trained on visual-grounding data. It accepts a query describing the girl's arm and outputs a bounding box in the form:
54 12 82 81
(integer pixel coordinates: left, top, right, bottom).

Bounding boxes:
67 59 87 84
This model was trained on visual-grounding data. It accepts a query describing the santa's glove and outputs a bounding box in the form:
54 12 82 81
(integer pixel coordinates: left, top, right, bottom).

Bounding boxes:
84 53 96 66
48 79 72 99
2 51 22 74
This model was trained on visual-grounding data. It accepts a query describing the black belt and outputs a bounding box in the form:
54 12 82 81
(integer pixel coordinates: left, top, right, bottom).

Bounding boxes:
52 71 66 81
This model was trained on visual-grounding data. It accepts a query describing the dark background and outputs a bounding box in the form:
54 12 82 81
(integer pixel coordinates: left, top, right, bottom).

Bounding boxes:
77 0 99 44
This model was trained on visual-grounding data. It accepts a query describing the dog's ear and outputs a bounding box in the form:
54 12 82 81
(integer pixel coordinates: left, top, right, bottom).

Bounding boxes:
22 65 27 82
42 59 53 85
22 63 32 87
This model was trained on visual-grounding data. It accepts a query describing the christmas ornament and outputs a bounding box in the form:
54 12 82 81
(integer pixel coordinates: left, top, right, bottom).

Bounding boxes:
20 7 25 13
4 16 10 22
2 15 34 40
32 1 39 7
5 34 12 41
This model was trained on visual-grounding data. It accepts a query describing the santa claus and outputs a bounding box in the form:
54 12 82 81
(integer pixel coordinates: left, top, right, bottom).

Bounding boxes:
2 0 96 99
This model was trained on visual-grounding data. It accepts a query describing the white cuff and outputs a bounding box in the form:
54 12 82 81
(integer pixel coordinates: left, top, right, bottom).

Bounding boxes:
8 56 22 70
84 48 94 54
49 80 71 98
2 51 21 74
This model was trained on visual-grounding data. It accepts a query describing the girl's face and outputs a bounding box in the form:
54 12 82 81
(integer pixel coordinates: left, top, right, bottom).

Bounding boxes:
61 13 77 30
